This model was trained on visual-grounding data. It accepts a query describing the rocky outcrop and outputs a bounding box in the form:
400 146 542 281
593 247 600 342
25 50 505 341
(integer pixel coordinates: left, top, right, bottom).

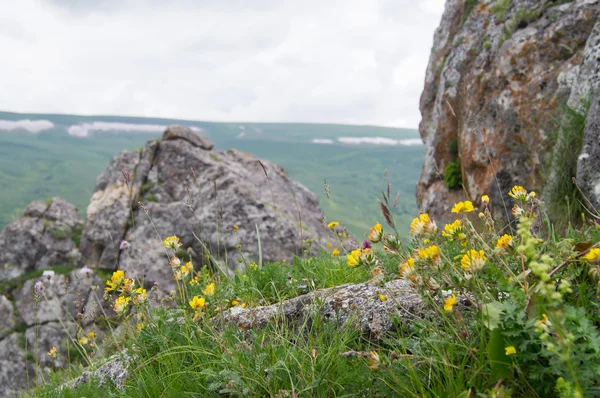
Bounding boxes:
0 199 101 397
80 126 335 292
577 93 600 211
217 279 468 339
0 197 82 282
417 0 599 224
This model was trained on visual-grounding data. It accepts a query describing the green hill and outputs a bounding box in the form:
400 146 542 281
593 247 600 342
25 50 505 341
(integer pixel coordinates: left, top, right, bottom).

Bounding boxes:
0 111 423 238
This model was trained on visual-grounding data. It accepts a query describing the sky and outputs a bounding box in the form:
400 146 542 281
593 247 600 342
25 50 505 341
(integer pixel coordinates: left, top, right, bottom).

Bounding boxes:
0 0 445 128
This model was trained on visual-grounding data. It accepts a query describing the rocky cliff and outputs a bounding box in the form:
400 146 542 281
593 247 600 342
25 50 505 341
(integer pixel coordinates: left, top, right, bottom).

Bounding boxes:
0 126 337 396
417 0 599 224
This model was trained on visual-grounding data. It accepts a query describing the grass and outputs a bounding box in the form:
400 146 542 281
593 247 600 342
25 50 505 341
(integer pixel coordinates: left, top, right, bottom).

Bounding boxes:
492 0 511 20
25 183 600 397
545 99 591 234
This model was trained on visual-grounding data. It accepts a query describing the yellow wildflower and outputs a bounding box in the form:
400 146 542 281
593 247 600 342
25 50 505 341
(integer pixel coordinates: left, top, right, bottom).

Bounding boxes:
444 294 457 311
169 256 181 267
460 249 487 272
113 296 130 314
236 244 242 249
189 296 206 311
79 336 88 345
347 249 362 267
133 287 147 304
87 331 95 339
122 278 135 294
331 248 340 256
496 234 513 249
189 276 200 285
368 223 383 243
233 225 239 232
399 258 415 277
202 282 216 296
327 221 339 229
423 239 430 244
47 346 57 358
368 351 381 370
417 245 440 261
512 204 525 216
326 242 332 248
508 185 527 201
241 303 247 309
505 346 516 356
379 294 387 302
441 220 463 240
481 195 490 204
451 201 474 213
105 270 125 292
231 300 240 306
163 235 182 250
180 262 193 277
584 248 600 261
409 213 437 235
137 323 144 332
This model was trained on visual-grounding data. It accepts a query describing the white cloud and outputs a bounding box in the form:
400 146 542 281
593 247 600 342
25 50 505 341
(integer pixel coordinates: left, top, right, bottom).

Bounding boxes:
0 0 445 128
312 138 334 144
67 121 201 137
338 137 423 146
0 119 55 133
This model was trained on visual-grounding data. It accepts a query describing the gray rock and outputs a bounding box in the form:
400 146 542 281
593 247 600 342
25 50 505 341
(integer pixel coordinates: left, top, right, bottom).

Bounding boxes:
216 279 467 339
0 333 32 397
81 126 335 294
14 270 100 327
66 350 135 391
0 197 82 282
0 295 14 339
163 125 214 150
577 93 600 211
25 321 77 369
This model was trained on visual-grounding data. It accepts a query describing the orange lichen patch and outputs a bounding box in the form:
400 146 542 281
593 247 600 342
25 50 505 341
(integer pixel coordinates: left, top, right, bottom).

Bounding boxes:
476 3 490 13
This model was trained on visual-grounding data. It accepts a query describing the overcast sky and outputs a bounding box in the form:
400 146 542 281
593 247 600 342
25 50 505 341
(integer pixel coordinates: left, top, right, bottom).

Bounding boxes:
0 0 445 128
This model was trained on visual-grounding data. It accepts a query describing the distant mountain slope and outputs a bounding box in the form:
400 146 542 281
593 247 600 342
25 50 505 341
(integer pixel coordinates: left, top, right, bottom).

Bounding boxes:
0 111 423 238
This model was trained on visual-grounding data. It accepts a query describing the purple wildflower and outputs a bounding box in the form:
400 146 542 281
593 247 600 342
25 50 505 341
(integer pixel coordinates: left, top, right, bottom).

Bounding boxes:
362 240 372 250
120 240 131 250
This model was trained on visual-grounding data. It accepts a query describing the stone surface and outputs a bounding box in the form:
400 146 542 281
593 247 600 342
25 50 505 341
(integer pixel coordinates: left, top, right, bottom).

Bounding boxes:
67 350 135 391
0 333 32 398
217 279 468 339
0 295 14 339
163 125 214 150
14 269 100 327
416 0 600 224
577 93 600 211
81 126 335 293
0 197 82 282
25 321 77 369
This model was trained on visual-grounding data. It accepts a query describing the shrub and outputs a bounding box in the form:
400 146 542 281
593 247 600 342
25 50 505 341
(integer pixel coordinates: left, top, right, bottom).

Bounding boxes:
492 0 511 20
444 159 462 189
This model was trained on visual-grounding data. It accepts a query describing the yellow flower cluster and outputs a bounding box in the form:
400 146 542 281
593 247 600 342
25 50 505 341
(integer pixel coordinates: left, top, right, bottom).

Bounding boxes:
441 220 466 245
347 247 374 267
79 331 96 346
460 249 487 272
399 258 415 278
451 201 474 214
163 235 182 250
496 234 513 250
409 213 437 236
418 245 440 261
584 248 600 262
104 270 147 315
508 185 536 203
444 294 457 311
331 248 340 256
368 223 383 243
327 221 339 229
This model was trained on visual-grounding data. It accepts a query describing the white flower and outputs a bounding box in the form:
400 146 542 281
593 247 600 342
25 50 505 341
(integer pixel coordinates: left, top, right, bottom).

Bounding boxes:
42 270 55 279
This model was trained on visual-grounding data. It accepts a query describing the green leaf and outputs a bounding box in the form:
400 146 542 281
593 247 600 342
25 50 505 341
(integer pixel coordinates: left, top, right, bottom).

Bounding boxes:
487 328 513 382
483 301 504 330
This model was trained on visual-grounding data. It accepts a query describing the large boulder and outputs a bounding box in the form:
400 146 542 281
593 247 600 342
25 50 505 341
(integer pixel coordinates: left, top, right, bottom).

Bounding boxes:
80 126 335 292
416 0 599 224
0 197 82 282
